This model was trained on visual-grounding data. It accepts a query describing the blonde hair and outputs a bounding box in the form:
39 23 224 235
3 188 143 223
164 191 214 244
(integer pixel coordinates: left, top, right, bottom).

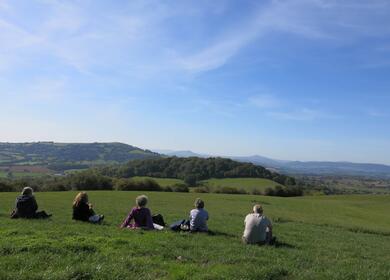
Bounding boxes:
253 204 263 214
194 198 204 209
21 187 33 196
73 192 88 208
136 195 148 207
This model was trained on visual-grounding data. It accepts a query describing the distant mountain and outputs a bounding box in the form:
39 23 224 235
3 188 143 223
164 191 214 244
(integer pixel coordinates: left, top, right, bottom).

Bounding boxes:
231 155 287 167
3 143 389 178
0 142 159 171
153 149 208 158
157 150 390 178
278 161 390 177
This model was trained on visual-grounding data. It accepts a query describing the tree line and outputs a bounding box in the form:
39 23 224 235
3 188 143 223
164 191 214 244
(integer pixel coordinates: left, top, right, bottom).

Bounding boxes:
97 157 296 186
0 157 302 196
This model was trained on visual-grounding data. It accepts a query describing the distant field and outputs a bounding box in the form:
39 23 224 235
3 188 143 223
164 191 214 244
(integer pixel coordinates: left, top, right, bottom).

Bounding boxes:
0 165 52 179
201 178 282 192
0 170 47 178
0 192 389 279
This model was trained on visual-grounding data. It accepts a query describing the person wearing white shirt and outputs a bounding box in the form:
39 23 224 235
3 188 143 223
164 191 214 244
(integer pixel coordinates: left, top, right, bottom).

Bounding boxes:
242 204 273 244
189 198 209 232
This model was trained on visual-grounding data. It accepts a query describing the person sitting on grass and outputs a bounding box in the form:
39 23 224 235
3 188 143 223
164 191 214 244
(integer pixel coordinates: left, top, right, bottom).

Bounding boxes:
189 198 209 232
242 204 275 245
11 187 51 219
120 195 154 230
72 192 104 223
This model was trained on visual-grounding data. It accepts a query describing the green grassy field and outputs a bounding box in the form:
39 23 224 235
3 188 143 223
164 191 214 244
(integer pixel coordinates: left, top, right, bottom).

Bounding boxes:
201 178 282 192
0 192 389 279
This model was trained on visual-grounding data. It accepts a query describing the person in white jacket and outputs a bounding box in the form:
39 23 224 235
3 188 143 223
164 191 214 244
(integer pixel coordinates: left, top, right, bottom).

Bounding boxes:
242 204 273 245
189 198 209 232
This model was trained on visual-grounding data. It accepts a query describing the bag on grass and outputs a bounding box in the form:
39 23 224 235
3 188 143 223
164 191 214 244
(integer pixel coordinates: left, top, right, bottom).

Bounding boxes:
152 214 166 226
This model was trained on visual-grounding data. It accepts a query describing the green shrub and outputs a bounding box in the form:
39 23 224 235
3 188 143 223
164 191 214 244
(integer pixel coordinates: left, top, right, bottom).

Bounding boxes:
264 185 303 197
170 183 189 192
193 186 210 193
251 188 263 195
114 178 162 191
214 187 248 195
0 181 16 192
68 172 113 190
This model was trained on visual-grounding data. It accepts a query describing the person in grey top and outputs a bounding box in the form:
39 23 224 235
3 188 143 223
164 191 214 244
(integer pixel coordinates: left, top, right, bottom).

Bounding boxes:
189 198 209 232
242 204 273 245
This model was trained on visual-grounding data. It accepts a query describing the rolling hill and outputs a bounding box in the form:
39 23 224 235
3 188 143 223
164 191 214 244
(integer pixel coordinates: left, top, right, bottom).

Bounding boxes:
156 150 390 178
0 142 159 171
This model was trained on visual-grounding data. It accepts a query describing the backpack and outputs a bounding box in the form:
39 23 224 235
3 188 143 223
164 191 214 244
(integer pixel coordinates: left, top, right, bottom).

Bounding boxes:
152 214 166 226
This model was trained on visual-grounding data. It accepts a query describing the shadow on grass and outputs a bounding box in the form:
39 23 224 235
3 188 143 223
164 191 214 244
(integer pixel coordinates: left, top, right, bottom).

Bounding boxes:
207 230 237 238
274 240 297 249
347 227 390 237
273 217 294 224
177 230 237 238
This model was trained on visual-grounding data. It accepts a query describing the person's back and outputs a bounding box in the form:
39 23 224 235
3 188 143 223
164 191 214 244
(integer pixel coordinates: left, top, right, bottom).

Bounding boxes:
73 201 93 221
72 192 103 223
121 195 154 229
243 204 272 244
127 207 153 228
243 213 271 243
189 198 209 232
190 208 209 232
12 187 51 219
16 194 37 218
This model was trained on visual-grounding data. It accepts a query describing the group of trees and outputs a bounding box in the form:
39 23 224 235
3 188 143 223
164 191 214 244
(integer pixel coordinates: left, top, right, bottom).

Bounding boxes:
98 157 296 186
264 185 304 197
0 157 303 196
0 171 190 193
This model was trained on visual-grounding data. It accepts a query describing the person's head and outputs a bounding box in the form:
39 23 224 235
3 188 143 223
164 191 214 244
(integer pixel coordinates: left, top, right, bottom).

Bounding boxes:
253 204 263 214
136 195 148 208
73 192 88 207
21 187 33 196
194 198 204 209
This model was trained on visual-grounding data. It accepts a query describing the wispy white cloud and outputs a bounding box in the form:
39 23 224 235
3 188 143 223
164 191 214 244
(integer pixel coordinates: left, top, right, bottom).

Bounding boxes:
248 93 338 121
27 77 68 101
177 20 265 72
0 18 41 50
248 94 282 109
366 108 388 118
177 0 390 73
176 0 332 72
0 0 10 11
267 108 329 121
1 0 390 77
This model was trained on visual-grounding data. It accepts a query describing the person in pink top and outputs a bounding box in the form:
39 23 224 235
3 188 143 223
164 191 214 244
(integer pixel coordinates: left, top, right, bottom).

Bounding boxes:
121 195 154 230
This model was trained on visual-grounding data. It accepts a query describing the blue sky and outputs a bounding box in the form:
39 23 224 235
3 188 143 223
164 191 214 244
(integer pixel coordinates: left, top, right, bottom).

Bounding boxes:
1 0 390 164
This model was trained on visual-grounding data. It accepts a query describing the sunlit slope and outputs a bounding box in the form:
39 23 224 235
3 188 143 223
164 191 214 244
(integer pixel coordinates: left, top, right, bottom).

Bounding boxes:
0 192 389 279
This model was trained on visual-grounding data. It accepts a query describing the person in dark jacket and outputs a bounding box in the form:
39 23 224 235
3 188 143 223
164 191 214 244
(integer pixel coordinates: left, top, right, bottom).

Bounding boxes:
11 187 51 219
72 192 104 223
